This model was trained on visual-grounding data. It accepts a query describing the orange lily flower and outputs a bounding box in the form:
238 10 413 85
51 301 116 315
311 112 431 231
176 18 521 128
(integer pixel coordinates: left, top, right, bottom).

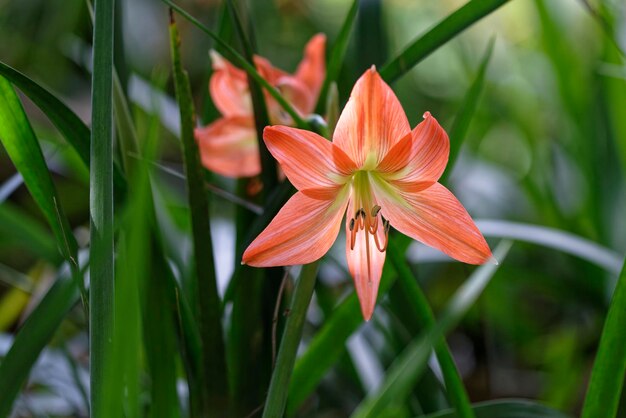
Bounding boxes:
242 67 493 320
194 34 326 178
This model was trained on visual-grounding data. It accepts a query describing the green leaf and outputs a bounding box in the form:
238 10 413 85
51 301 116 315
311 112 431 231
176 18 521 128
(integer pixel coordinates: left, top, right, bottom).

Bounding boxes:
263 262 320 418
314 0 359 115
0 61 90 167
0 265 81 418
379 0 511 84
0 76 82 293
169 13 228 412
387 239 475 418
0 60 126 192
89 0 116 415
441 36 495 183
162 0 309 130
423 399 572 418
286 236 412 415
0 202 60 264
581 259 626 418
350 241 512 418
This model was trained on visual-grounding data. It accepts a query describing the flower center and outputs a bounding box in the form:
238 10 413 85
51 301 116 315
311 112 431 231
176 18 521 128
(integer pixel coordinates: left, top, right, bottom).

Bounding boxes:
348 171 389 253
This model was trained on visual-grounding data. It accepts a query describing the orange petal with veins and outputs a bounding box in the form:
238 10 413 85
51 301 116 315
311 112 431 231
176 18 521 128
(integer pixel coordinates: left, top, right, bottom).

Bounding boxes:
377 112 450 192
333 68 410 167
374 182 492 264
263 125 357 195
243 190 349 266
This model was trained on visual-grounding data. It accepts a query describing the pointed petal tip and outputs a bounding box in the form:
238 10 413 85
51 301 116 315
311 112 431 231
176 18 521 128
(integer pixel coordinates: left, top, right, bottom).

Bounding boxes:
369 64 377 73
422 111 432 119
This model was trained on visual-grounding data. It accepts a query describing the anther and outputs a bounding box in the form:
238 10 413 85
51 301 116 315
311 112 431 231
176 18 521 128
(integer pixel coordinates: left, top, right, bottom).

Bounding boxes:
349 218 355 231
371 205 381 217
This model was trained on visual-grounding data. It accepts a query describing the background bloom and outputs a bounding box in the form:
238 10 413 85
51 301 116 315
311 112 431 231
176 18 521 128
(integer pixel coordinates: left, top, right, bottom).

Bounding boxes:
194 34 326 178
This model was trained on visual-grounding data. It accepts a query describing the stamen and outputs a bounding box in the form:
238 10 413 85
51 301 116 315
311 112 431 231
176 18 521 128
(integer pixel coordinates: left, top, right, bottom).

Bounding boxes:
349 218 357 250
371 205 381 217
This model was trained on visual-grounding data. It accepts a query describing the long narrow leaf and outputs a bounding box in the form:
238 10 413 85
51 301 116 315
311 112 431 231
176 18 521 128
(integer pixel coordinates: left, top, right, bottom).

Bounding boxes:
581 258 626 417
351 241 512 418
314 0 359 114
89 0 116 415
0 266 81 418
387 239 475 418
379 0 511 83
442 37 495 183
169 12 228 413
0 60 126 192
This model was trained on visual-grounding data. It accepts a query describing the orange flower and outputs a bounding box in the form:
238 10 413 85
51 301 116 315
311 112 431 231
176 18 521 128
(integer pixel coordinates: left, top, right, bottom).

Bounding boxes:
242 68 493 320
195 34 326 178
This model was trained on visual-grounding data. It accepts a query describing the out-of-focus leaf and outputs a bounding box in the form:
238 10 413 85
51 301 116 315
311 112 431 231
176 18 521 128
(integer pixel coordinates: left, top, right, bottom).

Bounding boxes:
89 0 116 415
581 258 626 418
0 202 60 264
424 399 572 418
387 239 474 418
442 36 495 183
0 266 81 418
314 0 358 114
351 241 512 418
169 14 228 413
379 0 510 83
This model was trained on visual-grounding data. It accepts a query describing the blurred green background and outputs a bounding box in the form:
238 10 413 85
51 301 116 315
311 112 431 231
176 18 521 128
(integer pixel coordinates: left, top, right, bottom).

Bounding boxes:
1 0 625 416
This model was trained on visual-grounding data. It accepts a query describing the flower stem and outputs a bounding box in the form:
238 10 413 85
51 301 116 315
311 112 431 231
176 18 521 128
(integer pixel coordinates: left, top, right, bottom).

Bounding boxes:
262 262 319 418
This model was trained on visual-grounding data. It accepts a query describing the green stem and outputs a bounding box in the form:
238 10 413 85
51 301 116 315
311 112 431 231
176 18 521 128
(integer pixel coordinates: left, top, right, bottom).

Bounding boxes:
89 0 115 416
262 262 319 418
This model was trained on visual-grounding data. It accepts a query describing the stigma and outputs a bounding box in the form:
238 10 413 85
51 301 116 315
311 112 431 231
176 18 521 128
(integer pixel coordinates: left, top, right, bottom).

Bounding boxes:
348 204 390 252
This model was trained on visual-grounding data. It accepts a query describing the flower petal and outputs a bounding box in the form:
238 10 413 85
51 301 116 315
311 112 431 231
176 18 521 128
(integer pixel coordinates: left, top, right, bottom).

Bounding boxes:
332 68 410 167
373 181 492 264
209 51 251 117
377 112 449 192
263 125 357 196
195 116 260 178
242 190 349 266
295 34 326 100
345 199 386 321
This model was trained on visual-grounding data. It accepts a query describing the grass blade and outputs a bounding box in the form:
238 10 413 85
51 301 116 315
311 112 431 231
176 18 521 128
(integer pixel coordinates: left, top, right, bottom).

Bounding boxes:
387 239 475 418
89 0 116 415
286 236 412 415
351 241 512 418
424 399 572 418
162 0 309 130
0 60 126 192
580 259 626 417
314 0 358 115
263 262 319 418
0 266 81 418
169 12 228 413
0 76 82 295
379 0 511 84
441 36 495 183
0 61 90 166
